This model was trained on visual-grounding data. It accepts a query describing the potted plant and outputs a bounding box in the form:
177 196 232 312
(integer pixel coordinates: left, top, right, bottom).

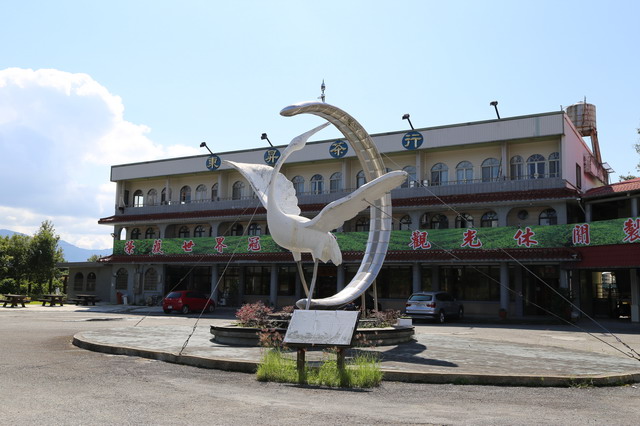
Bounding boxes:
397 315 412 327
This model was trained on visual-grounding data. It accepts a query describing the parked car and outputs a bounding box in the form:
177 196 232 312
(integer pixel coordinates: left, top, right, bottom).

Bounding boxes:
162 290 216 314
405 291 463 323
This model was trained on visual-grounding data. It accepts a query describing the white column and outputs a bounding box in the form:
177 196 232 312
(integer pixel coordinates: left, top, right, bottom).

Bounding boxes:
630 269 639 323
514 265 523 317
631 198 639 218
500 262 509 311
210 264 219 303
412 263 421 293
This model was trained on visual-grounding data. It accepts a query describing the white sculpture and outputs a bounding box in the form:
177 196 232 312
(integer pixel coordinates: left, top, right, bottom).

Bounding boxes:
224 102 407 309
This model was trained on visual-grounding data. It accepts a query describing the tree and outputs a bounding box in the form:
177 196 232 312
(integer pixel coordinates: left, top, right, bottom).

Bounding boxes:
618 129 640 181
87 254 101 262
29 221 65 293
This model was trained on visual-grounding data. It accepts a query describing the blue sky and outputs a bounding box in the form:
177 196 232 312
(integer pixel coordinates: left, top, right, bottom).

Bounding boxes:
1 0 639 249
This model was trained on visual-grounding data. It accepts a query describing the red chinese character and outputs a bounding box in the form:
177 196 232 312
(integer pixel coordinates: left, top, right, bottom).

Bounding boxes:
151 239 164 254
513 227 538 248
408 230 431 250
182 240 195 252
622 218 640 243
124 240 135 255
461 229 482 248
214 236 228 253
248 236 261 252
572 224 591 245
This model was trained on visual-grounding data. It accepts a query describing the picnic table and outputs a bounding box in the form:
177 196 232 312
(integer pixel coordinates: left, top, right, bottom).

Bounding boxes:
70 294 99 306
1 294 28 308
39 294 65 306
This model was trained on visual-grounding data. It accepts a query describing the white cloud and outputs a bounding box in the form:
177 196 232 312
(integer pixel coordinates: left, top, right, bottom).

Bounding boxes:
0 68 199 249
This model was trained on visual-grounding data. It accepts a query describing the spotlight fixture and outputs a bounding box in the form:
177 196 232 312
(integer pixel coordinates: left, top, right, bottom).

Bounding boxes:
490 101 501 119
402 113 414 130
261 133 273 147
199 141 214 155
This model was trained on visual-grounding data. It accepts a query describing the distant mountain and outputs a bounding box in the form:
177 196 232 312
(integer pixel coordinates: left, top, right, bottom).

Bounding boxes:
0 229 112 263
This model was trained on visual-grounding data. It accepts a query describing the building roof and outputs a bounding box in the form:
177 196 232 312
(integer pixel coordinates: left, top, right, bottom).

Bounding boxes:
583 177 640 199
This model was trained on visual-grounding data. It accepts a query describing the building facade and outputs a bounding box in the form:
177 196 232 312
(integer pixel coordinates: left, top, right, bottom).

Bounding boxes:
66 105 640 322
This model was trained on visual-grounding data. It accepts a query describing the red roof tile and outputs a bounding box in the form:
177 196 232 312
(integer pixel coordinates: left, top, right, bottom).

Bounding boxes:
584 178 640 199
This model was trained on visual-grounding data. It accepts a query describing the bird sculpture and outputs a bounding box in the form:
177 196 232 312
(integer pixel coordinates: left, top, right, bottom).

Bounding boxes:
224 121 407 309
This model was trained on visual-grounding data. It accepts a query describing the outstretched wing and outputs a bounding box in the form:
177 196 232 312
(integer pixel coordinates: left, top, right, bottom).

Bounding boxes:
305 170 408 232
222 160 301 215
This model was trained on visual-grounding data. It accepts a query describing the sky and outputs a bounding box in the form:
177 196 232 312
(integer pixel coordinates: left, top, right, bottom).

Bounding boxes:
1 0 639 250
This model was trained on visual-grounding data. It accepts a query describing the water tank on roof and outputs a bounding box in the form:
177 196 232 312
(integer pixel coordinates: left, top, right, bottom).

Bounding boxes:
566 101 597 137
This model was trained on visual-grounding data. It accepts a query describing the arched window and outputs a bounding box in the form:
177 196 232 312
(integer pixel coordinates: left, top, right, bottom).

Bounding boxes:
143 268 158 291
456 161 473 184
431 214 449 229
481 211 499 228
211 183 218 201
510 156 524 180
230 223 243 236
195 184 207 202
455 213 474 228
180 186 191 204
145 227 156 239
356 170 366 188
178 226 190 238
399 215 412 230
161 187 171 204
539 208 557 225
419 213 429 229
330 172 342 193
527 154 545 179
430 163 448 186
194 225 205 237
73 272 84 291
86 272 96 291
248 223 262 236
310 174 324 194
232 181 245 200
115 268 128 290
355 217 370 232
292 176 304 195
401 166 417 188
146 189 158 206
481 158 500 182
133 190 144 207
549 152 560 177
130 228 141 239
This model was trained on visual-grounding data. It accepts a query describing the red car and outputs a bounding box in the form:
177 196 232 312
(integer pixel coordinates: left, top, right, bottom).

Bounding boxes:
162 290 216 314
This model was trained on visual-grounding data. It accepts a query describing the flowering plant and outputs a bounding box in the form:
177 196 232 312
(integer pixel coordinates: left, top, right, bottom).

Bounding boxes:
235 301 273 328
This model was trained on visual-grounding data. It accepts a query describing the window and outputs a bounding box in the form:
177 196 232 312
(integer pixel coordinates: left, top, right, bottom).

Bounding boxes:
180 186 191 203
143 268 158 291
575 164 582 189
481 211 499 227
115 268 128 290
130 228 141 239
455 213 474 228
430 163 448 186
194 225 205 237
86 272 96 291
329 172 342 193
419 213 429 229
510 156 524 180
178 226 190 238
292 176 304 195
73 272 83 291
539 208 557 225
161 187 171 204
431 214 449 229
145 227 156 239
399 215 412 230
527 154 545 179
146 189 158 206
545 152 559 178
211 183 218 201
310 174 324 194
481 158 500 182
401 166 417 188
356 170 366 188
133 190 144 207
195 184 207 202
248 223 262 236
230 223 243 236
355 217 370 232
456 161 473 183
244 266 270 295
232 181 245 200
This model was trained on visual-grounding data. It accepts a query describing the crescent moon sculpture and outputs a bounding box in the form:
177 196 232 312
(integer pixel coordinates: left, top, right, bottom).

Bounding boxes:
224 101 405 309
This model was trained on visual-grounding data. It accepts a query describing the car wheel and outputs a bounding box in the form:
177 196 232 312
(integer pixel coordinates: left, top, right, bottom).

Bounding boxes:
437 310 446 324
181 305 190 314
457 307 464 320
207 303 215 313
163 309 171 314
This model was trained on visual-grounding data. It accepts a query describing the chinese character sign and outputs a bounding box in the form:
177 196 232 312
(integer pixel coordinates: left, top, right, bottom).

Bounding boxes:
151 239 164 254
401 131 424 150
182 240 196 252
572 224 591 245
124 240 135 255
622 218 640 243
513 227 538 248
264 149 281 166
408 230 432 250
461 229 482 248
205 154 221 170
329 140 348 158
214 237 228 253
248 236 262 252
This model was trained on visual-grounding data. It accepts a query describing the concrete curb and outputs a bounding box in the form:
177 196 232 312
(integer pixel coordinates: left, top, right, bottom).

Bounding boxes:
72 332 640 387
